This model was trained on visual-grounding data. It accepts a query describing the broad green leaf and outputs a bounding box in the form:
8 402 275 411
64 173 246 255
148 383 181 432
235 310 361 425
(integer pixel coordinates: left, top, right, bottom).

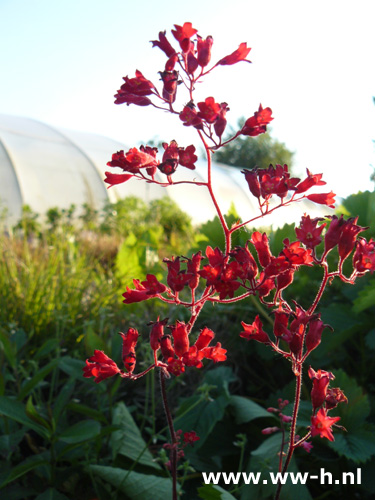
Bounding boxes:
0 396 49 438
230 395 271 424
340 190 375 229
251 433 283 458
365 329 375 351
198 484 237 499
0 454 49 488
35 488 70 500
58 419 100 444
58 356 91 382
89 465 174 500
18 359 59 401
110 402 159 469
329 429 375 463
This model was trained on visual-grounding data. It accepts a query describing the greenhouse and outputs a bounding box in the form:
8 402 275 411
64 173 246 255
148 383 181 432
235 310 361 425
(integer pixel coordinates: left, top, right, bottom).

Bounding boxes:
0 113 329 227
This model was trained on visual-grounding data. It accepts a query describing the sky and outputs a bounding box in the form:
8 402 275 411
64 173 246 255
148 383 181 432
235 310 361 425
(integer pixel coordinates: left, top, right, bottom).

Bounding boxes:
0 0 374 199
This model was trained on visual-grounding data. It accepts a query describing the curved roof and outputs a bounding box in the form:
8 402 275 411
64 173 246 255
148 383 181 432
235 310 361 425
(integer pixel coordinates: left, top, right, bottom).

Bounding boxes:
0 114 330 227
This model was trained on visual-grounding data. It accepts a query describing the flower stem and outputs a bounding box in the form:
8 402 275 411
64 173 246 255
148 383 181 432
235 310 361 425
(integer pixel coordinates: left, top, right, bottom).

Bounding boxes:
160 369 178 500
274 365 302 500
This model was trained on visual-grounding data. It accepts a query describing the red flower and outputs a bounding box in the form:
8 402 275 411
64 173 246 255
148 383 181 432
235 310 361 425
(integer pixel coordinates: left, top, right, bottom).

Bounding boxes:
306 191 336 209
183 431 200 445
197 35 213 67
163 256 193 292
151 31 176 58
194 327 215 351
353 237 375 273
114 93 152 106
251 231 272 267
107 148 158 174
83 350 121 383
119 70 156 97
197 97 221 123
104 172 133 188
325 388 348 410
167 357 185 376
305 316 331 354
241 105 273 137
172 22 198 52
160 335 175 360
338 216 367 262
149 318 168 352
273 310 290 338
159 70 180 103
178 144 197 170
240 315 270 344
179 103 204 129
214 102 229 139
186 251 203 290
182 346 204 368
242 169 261 199
280 239 314 268
308 367 335 411
310 408 340 442
123 274 167 304
217 42 251 65
295 169 326 194
169 321 189 358
295 215 326 250
119 328 139 373
200 342 227 362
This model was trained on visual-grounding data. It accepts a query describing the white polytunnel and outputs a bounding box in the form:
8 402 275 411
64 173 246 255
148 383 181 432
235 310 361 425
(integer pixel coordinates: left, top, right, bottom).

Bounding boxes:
0 114 331 227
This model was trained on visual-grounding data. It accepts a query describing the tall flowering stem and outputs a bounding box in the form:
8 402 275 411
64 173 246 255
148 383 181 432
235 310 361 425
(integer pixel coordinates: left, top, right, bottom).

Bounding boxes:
82 22 375 499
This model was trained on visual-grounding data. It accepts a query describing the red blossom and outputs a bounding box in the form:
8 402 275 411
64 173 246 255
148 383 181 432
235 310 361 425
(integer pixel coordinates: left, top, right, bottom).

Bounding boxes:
251 231 272 267
295 215 326 250
119 70 156 97
104 172 133 188
194 327 215 351
159 70 180 103
310 408 340 442
242 169 261 199
119 328 139 373
308 367 335 411
179 103 204 129
186 251 203 290
107 148 158 174
295 169 326 194
83 350 121 383
305 316 331 354
214 102 229 138
149 318 168 352
183 431 200 445
353 237 375 273
197 35 213 67
171 22 198 52
151 31 176 57
167 357 185 376
306 191 336 209
182 346 204 368
325 387 348 410
240 315 270 344
197 97 221 123
169 321 189 358
338 216 367 262
217 42 251 65
160 335 175 360
241 105 273 137
178 144 197 170
200 342 227 362
122 274 167 304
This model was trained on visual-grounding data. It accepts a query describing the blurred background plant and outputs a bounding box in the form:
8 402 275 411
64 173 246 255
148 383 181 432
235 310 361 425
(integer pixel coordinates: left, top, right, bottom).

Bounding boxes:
0 191 374 499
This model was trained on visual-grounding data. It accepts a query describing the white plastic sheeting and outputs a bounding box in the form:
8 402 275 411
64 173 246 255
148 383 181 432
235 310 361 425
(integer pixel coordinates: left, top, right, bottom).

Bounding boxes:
0 114 330 227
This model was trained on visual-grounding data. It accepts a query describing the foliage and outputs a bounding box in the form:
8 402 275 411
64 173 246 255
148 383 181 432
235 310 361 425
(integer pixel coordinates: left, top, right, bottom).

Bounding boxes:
214 129 294 171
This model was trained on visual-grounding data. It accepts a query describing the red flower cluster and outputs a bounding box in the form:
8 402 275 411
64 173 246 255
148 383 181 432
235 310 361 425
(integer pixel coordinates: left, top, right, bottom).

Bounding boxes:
240 104 273 137
242 165 336 208
123 274 167 304
159 321 227 376
310 408 340 442
105 141 198 187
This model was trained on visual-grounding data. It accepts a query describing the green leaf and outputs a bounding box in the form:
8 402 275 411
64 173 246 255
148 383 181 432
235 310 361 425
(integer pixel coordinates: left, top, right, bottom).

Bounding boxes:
84 325 106 355
58 419 101 444
198 484 237 499
18 359 59 401
251 433 283 458
365 329 375 351
353 283 375 313
230 395 271 424
34 488 70 500
0 396 49 438
89 465 174 500
0 329 16 368
66 402 107 423
340 190 375 229
52 378 75 420
329 429 375 463
58 356 90 381
0 454 49 488
34 339 60 361
25 396 51 431
110 402 159 469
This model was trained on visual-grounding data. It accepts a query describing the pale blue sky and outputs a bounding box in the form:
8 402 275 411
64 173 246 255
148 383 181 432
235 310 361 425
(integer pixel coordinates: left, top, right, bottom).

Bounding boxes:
0 0 374 197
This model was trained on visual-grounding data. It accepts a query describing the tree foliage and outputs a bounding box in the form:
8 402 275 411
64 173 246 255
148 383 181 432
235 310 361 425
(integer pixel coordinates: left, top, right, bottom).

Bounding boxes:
215 125 294 171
